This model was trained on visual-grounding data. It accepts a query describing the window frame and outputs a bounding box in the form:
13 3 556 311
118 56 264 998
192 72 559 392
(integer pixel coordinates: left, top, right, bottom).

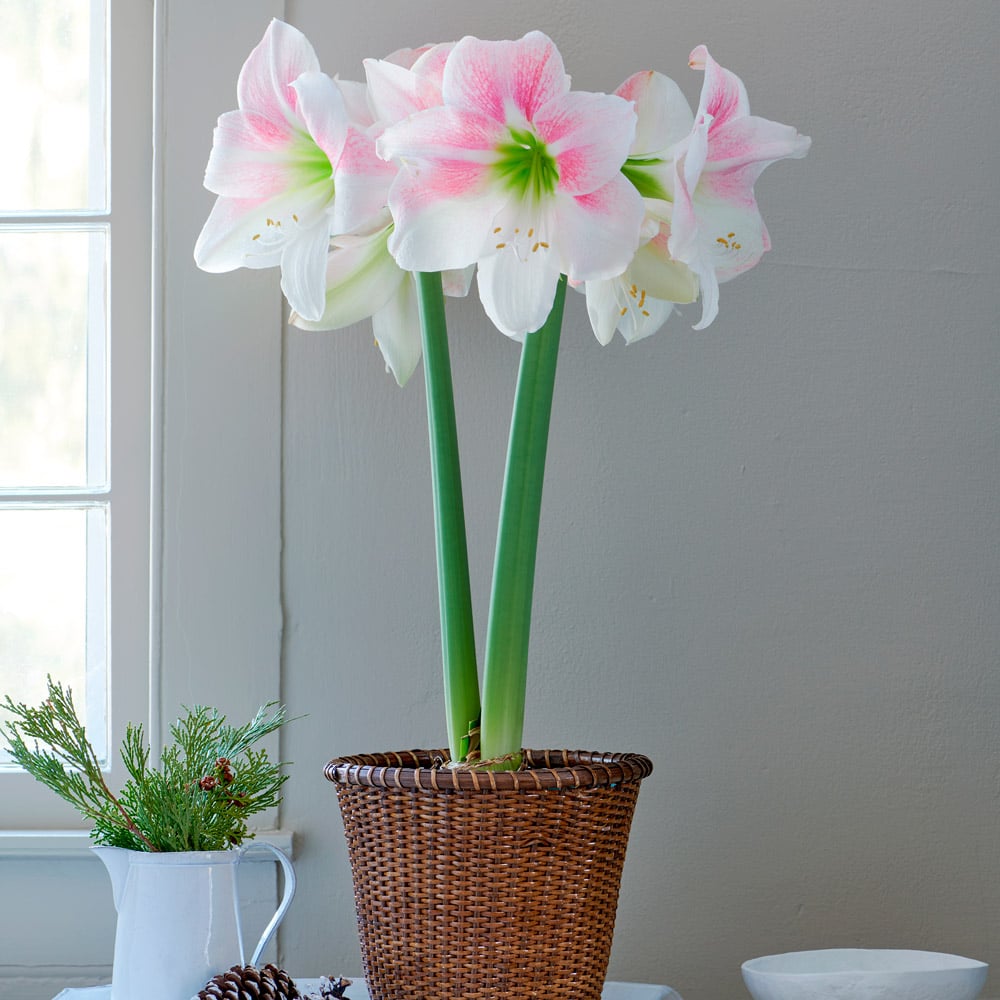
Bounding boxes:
0 0 153 830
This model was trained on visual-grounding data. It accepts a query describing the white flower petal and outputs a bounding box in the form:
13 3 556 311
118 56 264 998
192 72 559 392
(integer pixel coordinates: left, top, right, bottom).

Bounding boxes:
620 295 674 344
628 241 699 304
372 277 422 386
616 70 694 155
553 176 645 283
279 219 334 322
442 264 475 298
386 165 501 272
477 247 561 340
581 278 620 346
291 226 405 331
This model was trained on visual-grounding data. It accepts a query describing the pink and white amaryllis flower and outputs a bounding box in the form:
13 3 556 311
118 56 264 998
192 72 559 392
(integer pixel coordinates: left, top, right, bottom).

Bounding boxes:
581 70 700 344
376 30 646 339
194 19 394 322
669 46 811 329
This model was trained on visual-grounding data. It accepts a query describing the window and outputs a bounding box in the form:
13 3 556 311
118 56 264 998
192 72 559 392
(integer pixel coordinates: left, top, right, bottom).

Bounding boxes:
0 0 152 827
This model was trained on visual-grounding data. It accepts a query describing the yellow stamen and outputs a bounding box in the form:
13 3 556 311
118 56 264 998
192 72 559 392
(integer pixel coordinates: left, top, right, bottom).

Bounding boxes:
496 242 507 249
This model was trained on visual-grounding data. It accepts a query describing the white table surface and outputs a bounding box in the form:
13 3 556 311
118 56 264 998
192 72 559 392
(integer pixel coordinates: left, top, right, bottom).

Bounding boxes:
53 979 682 1000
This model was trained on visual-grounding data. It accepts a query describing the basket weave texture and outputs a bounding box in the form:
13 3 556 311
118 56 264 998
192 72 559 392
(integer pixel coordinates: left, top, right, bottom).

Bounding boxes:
324 749 653 1000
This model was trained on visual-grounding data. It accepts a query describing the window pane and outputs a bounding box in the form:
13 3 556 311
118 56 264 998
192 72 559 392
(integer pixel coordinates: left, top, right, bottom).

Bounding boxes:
0 227 108 489
0 506 108 766
0 0 107 212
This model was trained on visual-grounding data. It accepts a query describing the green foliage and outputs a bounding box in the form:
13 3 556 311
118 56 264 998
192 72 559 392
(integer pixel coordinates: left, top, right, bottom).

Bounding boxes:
1 677 290 852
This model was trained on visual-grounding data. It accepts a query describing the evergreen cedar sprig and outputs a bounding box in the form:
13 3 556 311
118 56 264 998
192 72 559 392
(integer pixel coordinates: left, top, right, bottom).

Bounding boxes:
1 677 290 852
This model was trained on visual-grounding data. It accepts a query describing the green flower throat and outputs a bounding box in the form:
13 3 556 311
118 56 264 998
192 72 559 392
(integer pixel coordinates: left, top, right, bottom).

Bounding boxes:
494 127 559 200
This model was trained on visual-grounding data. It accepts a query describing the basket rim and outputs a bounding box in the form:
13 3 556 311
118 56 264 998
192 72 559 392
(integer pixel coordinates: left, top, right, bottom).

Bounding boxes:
323 748 653 791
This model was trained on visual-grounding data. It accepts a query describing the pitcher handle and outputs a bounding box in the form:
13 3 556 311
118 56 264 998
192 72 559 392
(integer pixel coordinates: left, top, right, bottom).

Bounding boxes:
234 841 297 967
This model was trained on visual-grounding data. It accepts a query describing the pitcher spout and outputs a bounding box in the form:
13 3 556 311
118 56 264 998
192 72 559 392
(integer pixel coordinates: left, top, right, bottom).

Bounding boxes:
91 845 132 912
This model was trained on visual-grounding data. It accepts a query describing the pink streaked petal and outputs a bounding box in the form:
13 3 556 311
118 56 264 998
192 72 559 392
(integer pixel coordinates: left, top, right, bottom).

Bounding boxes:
409 42 455 87
703 115 812 172
216 108 295 154
553 175 645 283
332 128 397 233
237 20 320 125
477 244 562 340
290 72 349 167
536 90 636 195
364 58 443 126
203 111 299 198
695 162 764 211
335 78 374 128
384 45 434 70
689 45 750 133
443 31 568 124
377 106 504 164
616 70 694 154
386 165 503 271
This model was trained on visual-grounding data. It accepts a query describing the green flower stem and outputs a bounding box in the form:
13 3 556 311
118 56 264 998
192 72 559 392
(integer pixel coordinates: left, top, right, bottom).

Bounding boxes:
415 271 481 763
480 275 568 767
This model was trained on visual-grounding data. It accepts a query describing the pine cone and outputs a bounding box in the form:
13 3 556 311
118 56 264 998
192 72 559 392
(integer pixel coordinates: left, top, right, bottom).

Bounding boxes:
197 963 301 1000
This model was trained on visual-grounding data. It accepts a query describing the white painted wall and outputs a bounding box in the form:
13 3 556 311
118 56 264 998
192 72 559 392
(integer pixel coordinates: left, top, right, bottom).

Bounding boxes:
2 2 997 1000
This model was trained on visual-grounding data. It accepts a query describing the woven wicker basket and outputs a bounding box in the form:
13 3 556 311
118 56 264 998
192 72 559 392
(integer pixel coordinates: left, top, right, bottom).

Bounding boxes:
324 748 653 1000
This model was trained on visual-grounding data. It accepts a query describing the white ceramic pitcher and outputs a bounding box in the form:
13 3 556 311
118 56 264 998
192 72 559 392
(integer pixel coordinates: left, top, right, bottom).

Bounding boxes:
93 843 296 1000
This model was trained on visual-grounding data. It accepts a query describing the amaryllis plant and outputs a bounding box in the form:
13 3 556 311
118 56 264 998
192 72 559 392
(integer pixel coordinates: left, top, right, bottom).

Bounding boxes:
195 22 810 769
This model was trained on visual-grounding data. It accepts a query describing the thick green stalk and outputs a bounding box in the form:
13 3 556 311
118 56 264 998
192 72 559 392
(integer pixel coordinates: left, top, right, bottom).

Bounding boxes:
415 271 481 763
479 276 567 767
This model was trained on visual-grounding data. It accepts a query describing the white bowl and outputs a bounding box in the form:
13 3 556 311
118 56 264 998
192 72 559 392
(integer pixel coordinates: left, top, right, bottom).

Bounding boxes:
741 949 988 1000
